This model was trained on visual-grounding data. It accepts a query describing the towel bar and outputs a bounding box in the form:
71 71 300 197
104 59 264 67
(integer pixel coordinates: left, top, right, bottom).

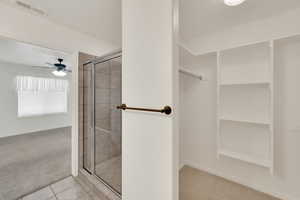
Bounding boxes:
116 104 172 115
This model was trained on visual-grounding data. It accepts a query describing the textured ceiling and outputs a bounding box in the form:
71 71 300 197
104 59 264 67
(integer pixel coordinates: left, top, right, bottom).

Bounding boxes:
180 0 300 41
3 0 300 51
0 37 72 69
2 0 122 46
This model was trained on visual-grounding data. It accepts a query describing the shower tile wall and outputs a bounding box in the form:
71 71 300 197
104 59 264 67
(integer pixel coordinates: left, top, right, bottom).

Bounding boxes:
95 59 122 166
94 58 122 194
83 63 93 171
96 58 122 193
110 60 122 156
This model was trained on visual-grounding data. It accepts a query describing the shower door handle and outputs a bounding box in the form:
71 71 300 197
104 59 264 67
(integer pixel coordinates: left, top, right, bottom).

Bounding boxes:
116 104 172 115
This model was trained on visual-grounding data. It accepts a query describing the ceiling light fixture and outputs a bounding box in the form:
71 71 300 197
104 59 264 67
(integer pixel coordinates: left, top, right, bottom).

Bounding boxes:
52 70 67 77
224 0 246 6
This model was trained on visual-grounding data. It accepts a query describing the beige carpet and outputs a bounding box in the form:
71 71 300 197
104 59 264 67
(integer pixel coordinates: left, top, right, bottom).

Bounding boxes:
180 166 281 200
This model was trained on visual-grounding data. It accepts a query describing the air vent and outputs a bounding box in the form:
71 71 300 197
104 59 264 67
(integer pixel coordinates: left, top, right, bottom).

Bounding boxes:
15 0 46 16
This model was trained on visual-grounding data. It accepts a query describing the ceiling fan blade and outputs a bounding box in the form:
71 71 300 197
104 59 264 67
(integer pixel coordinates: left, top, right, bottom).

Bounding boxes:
31 65 53 70
45 62 55 67
32 63 72 73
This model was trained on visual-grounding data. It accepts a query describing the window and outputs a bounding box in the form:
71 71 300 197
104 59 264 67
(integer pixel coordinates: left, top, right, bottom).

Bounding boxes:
16 76 69 117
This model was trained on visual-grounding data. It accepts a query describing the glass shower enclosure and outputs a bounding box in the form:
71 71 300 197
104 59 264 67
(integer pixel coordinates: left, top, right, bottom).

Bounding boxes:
82 52 122 195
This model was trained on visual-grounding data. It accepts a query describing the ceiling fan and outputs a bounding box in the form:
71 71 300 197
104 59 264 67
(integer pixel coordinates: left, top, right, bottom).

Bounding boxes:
46 58 71 77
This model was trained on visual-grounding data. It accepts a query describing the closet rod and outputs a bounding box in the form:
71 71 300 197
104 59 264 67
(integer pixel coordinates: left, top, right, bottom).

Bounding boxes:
179 69 203 80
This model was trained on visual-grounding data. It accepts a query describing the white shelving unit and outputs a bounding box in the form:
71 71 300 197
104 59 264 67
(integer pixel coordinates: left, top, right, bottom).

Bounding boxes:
217 41 274 173
218 149 272 168
220 81 270 86
219 116 270 125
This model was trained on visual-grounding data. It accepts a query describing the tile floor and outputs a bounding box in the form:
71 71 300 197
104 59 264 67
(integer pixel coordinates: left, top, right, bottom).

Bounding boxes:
20 165 283 200
20 176 105 200
180 166 281 200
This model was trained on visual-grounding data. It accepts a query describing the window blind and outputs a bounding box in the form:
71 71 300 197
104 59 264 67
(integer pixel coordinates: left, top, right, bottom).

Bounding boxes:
16 76 69 117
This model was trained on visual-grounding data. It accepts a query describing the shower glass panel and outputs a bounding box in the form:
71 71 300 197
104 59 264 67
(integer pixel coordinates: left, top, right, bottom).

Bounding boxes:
94 56 122 194
82 53 122 195
83 63 94 173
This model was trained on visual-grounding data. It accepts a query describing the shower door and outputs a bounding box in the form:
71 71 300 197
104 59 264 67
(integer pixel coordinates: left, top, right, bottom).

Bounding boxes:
83 54 122 195
94 56 122 194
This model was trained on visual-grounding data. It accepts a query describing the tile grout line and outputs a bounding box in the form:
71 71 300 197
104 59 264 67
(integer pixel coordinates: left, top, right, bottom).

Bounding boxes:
50 176 78 197
49 185 58 200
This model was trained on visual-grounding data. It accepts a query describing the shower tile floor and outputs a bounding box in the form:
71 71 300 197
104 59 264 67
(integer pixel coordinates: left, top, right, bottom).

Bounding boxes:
95 156 121 193
180 166 281 200
20 176 107 200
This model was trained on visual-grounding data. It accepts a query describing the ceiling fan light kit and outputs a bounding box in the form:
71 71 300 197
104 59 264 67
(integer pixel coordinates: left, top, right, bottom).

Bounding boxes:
224 0 246 6
52 70 67 77
50 58 68 77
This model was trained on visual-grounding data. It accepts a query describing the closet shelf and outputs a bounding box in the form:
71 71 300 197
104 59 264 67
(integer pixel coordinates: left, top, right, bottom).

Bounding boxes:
220 81 270 86
218 149 271 168
219 117 270 125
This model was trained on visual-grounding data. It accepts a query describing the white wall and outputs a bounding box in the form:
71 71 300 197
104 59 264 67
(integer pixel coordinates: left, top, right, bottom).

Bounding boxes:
0 60 72 138
122 0 179 200
0 2 120 176
179 51 217 169
179 34 300 200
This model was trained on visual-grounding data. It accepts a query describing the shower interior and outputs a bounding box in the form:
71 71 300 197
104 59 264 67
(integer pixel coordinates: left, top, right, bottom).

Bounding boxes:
82 52 122 195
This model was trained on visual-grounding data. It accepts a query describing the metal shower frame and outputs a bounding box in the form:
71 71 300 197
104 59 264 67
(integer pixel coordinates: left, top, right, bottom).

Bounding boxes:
82 50 122 197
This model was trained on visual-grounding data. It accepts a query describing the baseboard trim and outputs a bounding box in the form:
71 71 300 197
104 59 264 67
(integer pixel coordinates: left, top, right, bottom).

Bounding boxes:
181 160 298 200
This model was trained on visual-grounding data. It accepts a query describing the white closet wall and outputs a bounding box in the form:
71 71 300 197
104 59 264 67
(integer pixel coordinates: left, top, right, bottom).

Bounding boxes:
179 50 217 169
179 35 300 200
